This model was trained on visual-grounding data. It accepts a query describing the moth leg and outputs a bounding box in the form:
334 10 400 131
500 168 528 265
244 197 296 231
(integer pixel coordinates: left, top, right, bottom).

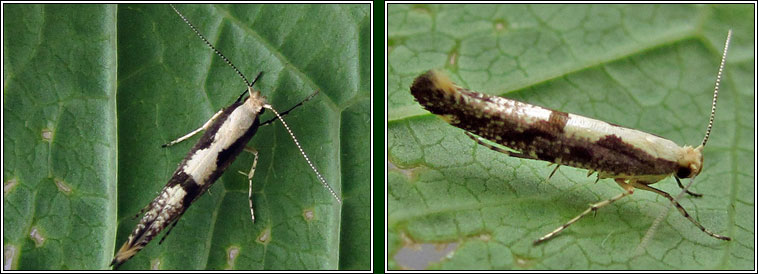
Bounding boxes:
162 109 224 147
463 131 535 160
629 181 730 241
260 90 319 126
674 177 703 197
587 170 595 177
534 178 635 245
545 164 561 183
237 147 259 224
585 171 603 184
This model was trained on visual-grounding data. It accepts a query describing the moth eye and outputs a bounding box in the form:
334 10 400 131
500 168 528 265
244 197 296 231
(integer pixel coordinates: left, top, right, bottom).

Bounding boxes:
676 166 693 178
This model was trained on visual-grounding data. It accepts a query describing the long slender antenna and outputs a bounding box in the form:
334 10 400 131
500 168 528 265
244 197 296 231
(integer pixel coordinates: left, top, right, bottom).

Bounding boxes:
236 72 264 103
170 4 252 87
640 30 735 251
265 105 342 204
701 29 732 148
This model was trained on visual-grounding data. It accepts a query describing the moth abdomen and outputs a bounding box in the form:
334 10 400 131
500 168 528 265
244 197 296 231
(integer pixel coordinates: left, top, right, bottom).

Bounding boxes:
111 183 189 267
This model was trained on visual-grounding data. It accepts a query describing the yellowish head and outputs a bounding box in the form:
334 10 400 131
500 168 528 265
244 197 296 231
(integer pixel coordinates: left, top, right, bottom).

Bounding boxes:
676 145 704 179
427 70 457 95
245 86 267 110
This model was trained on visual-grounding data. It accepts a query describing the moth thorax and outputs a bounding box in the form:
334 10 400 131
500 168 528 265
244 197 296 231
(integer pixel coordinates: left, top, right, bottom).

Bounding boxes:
676 145 704 179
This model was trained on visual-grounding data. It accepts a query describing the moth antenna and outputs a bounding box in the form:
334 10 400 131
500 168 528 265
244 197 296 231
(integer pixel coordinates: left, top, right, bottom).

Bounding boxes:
237 72 264 103
170 4 252 87
250 72 263 87
650 32 733 246
265 105 342 204
701 29 732 148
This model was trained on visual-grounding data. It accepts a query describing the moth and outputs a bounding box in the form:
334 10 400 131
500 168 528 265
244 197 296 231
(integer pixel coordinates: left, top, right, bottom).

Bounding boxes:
111 5 341 267
409 30 733 244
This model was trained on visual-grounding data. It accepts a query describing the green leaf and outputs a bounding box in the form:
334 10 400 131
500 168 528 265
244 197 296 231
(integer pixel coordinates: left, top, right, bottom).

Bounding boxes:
4 4 370 270
388 4 753 270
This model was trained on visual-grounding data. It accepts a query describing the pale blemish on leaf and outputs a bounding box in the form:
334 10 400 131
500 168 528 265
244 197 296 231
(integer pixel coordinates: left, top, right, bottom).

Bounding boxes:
29 227 44 247
41 128 53 142
388 161 423 182
302 208 315 221
54 178 72 194
150 258 161 270
393 232 458 270
225 246 240 269
478 233 492 242
513 254 534 268
494 19 507 31
448 52 457 66
3 244 16 270
257 228 271 245
3 178 17 195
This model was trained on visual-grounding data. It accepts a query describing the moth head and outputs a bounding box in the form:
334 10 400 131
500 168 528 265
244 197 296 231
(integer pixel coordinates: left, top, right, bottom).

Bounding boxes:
676 145 704 179
427 70 457 95
245 86 266 109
